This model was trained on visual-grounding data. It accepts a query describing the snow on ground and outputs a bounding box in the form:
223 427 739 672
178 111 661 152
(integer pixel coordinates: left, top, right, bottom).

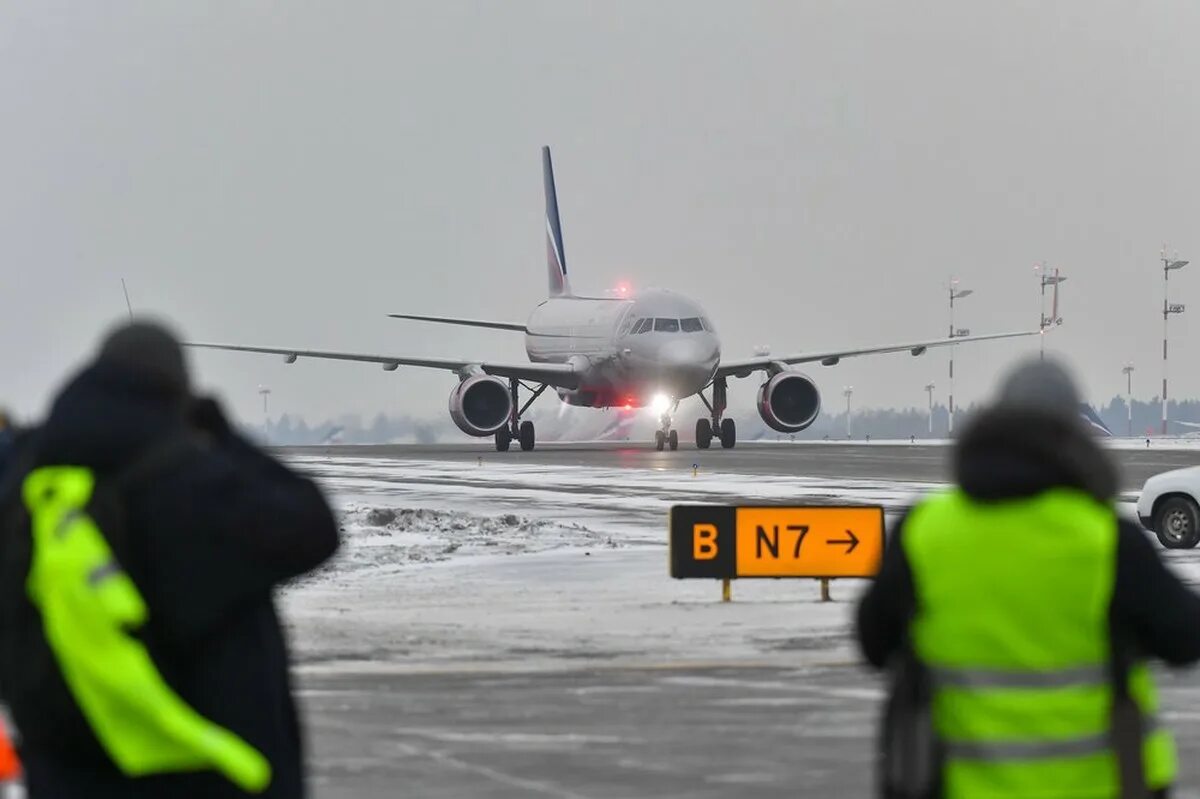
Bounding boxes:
748 436 1200 451
280 456 931 674
279 455 1198 676
290 456 932 540
1105 436 1200 450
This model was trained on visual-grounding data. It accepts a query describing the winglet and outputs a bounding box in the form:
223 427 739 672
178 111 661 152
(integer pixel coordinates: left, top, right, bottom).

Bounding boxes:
543 146 572 297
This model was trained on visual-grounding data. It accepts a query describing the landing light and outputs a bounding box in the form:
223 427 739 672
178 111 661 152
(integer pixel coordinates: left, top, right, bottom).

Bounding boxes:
650 393 672 415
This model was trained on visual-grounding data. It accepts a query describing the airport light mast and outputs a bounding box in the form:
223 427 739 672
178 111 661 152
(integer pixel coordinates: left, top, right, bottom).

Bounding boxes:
1118 364 1137 439
843 386 854 439
925 382 936 437
258 385 272 444
1036 264 1066 360
1161 248 1189 436
947 281 973 435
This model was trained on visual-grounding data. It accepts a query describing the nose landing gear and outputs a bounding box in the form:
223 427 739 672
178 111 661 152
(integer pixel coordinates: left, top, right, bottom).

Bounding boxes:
655 404 681 451
696 376 736 449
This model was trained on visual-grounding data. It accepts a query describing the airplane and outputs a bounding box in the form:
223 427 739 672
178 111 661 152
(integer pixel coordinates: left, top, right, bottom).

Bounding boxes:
188 146 1049 452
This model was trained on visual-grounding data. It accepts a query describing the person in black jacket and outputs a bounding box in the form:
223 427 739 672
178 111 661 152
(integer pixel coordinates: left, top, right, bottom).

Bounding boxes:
0 321 340 798
858 361 1200 672
858 359 1200 798
0 410 18 482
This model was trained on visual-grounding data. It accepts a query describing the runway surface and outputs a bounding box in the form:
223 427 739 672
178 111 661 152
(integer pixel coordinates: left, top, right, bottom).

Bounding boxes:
284 440 1200 490
304 664 1200 799
279 442 1200 797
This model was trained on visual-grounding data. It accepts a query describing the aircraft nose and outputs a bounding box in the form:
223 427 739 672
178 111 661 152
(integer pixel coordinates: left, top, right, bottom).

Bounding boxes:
656 337 719 388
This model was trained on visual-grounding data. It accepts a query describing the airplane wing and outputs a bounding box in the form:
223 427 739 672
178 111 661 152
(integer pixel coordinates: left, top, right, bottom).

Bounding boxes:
185 343 581 389
387 313 527 332
716 329 1043 379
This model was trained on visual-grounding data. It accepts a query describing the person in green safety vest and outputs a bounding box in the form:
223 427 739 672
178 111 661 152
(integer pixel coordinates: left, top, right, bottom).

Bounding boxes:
858 358 1200 799
0 321 339 798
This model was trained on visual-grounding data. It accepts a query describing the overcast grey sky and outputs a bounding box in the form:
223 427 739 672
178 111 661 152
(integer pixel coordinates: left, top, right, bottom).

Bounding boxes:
3 2 1198 426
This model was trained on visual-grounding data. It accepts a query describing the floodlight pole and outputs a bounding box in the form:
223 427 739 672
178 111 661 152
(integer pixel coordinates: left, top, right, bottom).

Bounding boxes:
947 282 973 435
1122 365 1135 438
925 383 936 437
258 385 272 443
843 387 854 439
1162 249 1189 436
1036 264 1066 361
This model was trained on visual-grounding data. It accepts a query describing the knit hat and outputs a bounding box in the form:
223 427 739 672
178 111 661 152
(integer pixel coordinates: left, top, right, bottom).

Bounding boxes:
994 357 1082 422
96 320 191 397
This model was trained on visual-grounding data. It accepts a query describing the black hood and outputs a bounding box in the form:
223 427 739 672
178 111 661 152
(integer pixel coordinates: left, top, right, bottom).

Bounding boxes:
33 361 189 474
954 406 1118 504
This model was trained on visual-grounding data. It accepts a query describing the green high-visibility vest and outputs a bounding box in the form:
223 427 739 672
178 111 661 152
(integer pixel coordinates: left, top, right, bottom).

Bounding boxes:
904 488 1176 798
23 466 271 793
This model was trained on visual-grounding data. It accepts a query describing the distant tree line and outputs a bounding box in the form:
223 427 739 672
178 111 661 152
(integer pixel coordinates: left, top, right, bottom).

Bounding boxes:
770 396 1200 441
255 412 445 445
253 396 1200 445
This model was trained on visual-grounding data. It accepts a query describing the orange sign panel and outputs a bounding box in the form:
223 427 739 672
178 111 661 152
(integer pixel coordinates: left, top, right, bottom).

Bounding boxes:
670 505 885 580
734 507 884 578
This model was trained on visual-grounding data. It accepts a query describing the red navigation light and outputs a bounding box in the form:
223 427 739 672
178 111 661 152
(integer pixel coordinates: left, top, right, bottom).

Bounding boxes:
623 396 637 410
615 281 631 297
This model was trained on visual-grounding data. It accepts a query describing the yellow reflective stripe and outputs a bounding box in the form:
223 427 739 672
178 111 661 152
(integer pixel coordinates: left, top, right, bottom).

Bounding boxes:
931 664 1107 690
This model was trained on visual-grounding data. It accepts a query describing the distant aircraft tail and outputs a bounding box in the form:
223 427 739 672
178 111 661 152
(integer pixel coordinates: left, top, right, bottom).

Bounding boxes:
1079 404 1113 437
543 146 572 297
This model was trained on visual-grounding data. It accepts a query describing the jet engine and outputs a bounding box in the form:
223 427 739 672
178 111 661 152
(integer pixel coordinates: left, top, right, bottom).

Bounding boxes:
449 376 512 436
757 372 822 433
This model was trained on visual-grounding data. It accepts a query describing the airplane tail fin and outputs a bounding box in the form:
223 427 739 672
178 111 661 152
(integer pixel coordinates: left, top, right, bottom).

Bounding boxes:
543 146 572 297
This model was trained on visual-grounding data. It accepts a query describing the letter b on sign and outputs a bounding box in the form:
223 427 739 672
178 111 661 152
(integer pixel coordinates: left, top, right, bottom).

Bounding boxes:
670 506 735 578
693 524 718 560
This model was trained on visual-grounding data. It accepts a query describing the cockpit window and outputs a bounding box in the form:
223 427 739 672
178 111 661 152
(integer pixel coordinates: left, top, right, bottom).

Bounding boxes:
701 317 716 332
631 318 651 334
654 318 680 333
680 317 704 333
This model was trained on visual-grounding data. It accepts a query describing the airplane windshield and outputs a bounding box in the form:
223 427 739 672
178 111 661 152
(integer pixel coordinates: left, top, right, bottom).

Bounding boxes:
631 318 651 334
654 318 680 333
680 317 704 333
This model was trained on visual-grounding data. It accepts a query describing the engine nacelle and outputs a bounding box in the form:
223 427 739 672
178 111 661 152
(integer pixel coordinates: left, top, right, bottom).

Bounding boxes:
448 376 513 436
757 372 822 433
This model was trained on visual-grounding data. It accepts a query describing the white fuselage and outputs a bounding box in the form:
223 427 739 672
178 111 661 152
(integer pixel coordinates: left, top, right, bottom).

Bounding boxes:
524 288 720 408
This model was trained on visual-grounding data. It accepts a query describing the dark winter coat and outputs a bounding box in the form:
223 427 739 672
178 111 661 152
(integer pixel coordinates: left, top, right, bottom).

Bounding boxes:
0 361 339 798
857 408 1200 799
857 407 1200 671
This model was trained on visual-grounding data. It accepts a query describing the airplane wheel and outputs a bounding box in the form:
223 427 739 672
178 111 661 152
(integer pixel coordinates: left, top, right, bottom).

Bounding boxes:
669 429 679 451
655 430 666 451
696 418 712 449
720 418 737 449
519 421 536 452
495 427 512 452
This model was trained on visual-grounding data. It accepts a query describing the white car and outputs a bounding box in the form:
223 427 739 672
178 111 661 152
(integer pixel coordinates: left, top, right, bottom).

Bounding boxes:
1137 467 1200 549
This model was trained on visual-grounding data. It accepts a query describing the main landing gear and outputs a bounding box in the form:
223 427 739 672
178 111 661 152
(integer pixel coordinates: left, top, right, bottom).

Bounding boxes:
655 402 680 451
494 378 548 452
696 377 736 449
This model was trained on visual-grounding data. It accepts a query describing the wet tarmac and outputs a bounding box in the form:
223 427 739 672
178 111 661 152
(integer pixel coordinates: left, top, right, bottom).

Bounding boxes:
288 441 1200 797
284 440 1200 491
304 662 1200 799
